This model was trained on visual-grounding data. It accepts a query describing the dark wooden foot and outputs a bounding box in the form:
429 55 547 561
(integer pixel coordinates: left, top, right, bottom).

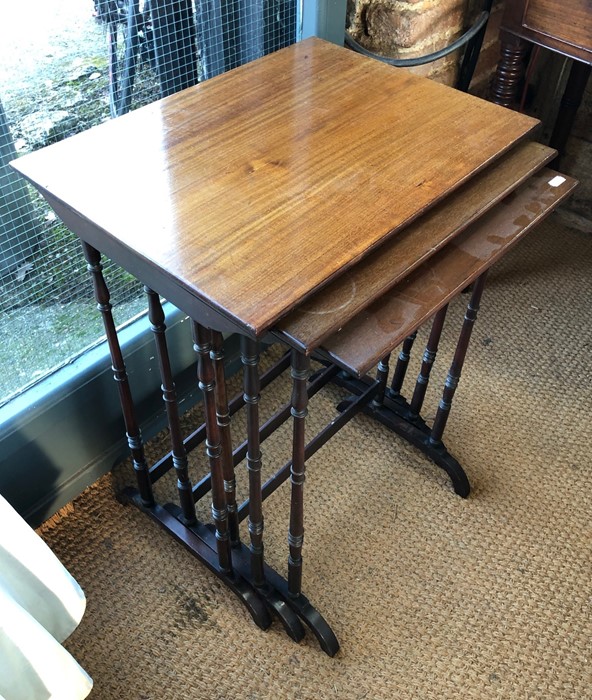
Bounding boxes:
178 511 306 643
334 374 470 497
223 529 339 655
162 501 339 654
263 568 340 657
123 488 272 630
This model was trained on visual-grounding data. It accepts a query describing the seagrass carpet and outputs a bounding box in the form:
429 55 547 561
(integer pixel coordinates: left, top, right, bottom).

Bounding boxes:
39 213 591 700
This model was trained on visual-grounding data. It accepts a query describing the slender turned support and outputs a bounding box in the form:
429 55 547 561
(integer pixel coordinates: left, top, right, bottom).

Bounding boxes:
240 336 265 587
81 242 154 507
211 331 240 546
409 305 449 419
288 350 310 597
490 34 529 108
146 288 196 524
390 332 417 395
430 273 488 446
192 322 232 574
372 354 391 407
238 375 379 520
150 351 291 486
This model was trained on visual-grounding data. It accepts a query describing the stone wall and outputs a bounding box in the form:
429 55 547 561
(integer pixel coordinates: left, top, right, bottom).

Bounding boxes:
346 0 502 86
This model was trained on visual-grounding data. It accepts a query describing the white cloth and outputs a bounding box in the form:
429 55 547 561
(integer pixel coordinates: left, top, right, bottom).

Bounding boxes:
0 494 92 700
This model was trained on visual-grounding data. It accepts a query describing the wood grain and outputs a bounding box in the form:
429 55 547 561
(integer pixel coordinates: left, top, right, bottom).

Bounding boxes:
502 0 591 63
274 141 556 353
12 38 540 336
524 0 591 59
318 169 578 376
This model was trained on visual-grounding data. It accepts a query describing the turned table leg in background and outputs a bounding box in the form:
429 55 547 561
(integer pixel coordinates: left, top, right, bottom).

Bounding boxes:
491 32 529 108
491 33 590 166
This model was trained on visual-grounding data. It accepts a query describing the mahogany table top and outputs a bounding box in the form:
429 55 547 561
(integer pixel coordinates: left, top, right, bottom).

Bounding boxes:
12 37 540 337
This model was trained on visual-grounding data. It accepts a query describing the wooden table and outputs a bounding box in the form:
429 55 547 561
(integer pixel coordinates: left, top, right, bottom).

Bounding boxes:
12 37 577 655
490 0 591 162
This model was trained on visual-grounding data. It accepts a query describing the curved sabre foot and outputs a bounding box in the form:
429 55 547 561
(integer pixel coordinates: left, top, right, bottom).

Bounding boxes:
125 493 273 630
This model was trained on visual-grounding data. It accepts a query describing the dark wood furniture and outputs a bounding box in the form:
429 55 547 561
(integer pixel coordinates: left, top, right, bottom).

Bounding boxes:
491 0 591 161
12 38 577 656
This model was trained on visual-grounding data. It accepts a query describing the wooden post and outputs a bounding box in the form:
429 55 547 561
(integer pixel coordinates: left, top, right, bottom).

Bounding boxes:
390 332 417 395
193 322 232 573
211 331 240 546
430 273 488 446
81 242 154 507
490 33 529 108
146 288 196 524
409 305 448 419
288 349 310 597
241 336 265 587
372 354 391 407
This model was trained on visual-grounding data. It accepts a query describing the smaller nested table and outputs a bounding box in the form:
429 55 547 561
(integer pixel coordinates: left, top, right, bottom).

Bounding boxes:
12 38 577 655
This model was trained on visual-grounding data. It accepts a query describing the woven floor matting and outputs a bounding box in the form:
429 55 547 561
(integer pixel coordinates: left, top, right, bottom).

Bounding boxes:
39 215 592 699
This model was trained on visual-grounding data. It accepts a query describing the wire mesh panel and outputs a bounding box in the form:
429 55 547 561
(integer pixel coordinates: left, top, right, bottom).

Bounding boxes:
0 0 298 405
97 0 298 114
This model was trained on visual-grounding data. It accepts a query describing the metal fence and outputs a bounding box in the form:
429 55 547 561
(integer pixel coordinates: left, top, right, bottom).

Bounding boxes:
0 0 298 404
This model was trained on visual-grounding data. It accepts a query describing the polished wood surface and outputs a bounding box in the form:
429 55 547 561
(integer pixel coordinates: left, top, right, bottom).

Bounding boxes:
12 38 540 336
319 168 578 376
275 141 556 354
501 0 591 63
524 0 591 56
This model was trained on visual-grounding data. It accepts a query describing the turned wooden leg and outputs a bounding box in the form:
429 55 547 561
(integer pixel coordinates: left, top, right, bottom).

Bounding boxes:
192 322 232 574
372 354 391 407
409 305 449 420
430 273 488 447
81 242 154 507
211 331 240 546
240 336 266 587
549 60 591 167
390 332 417 396
490 33 529 108
146 288 196 524
288 350 310 597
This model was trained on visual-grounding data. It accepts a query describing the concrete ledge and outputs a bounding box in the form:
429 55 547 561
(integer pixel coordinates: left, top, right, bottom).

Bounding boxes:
0 304 241 526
